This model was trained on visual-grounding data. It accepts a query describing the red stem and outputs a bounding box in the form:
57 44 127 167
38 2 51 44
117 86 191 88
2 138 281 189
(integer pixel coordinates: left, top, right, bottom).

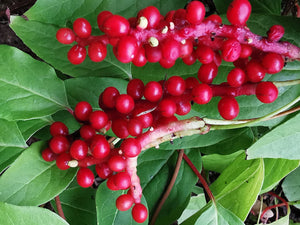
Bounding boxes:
182 153 215 202
55 195 66 220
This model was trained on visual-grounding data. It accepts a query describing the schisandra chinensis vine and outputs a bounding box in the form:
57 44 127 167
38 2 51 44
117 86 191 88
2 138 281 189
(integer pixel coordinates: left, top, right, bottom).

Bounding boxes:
40 0 300 223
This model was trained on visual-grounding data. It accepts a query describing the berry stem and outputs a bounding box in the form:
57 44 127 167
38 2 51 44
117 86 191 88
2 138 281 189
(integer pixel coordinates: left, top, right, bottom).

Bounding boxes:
55 195 66 220
149 149 184 225
126 156 143 203
182 153 215 203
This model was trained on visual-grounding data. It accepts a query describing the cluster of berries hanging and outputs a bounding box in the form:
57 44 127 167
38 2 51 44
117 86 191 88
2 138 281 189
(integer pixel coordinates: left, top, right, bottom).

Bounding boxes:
49 0 300 223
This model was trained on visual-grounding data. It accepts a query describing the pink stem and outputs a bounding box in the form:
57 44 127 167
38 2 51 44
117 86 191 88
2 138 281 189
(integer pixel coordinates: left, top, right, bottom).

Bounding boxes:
126 157 142 203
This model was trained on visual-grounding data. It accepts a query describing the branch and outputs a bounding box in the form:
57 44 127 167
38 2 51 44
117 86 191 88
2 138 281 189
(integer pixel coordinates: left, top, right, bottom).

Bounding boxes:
55 195 66 220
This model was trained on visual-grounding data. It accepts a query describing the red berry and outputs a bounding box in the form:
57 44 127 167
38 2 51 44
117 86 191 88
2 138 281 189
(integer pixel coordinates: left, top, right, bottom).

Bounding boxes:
227 0 251 26
182 50 197 65
97 11 113 32
127 79 144 100
185 77 199 89
192 84 213 104
127 118 143 136
115 94 135 114
115 36 138 63
239 44 252 58
50 121 68 136
89 110 109 130
80 125 96 140
144 44 162 63
175 101 191 116
255 82 278 103
205 14 222 23
161 39 181 62
70 140 88 160
121 138 141 158
267 25 284 42
261 53 284 74
96 163 113 179
56 153 72 170
113 172 131 190
132 47 147 67
227 68 246 87
159 58 175 68
108 155 126 172
73 18 92 38
116 194 134 211
180 39 193 58
158 99 177 117
221 39 241 62
49 135 70 154
90 135 110 159
173 9 187 27
42 148 57 162
137 6 161 29
132 108 153 129
77 167 94 188
166 76 186 96
144 81 163 102
67 45 86 65
197 62 218 84
112 119 129 139
56 28 75 44
88 42 107 62
132 203 148 223
100 87 120 109
186 1 206 24
102 15 130 37
246 60 266 83
218 97 239 120
196 45 214 64
74 101 93 122
106 176 119 190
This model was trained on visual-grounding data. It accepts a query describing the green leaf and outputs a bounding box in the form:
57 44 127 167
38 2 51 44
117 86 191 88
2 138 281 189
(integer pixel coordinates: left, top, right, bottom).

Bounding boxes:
210 152 264 221
282 166 300 209
0 141 77 206
261 159 300 194
0 119 27 148
96 181 148 225
181 202 244 225
51 187 97 225
0 147 24 173
246 113 300 160
0 45 69 121
0 201 69 225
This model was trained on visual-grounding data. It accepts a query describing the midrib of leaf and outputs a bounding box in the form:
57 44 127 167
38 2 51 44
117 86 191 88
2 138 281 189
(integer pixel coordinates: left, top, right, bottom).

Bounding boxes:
0 77 67 109
61 202 96 215
104 58 132 79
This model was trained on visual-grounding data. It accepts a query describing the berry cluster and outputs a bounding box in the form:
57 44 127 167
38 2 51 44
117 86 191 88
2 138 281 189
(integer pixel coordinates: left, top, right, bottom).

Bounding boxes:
48 0 300 223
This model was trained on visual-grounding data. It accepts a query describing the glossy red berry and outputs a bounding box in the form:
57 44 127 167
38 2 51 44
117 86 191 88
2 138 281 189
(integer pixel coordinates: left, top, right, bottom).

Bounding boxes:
70 140 88 160
218 97 239 120
159 58 175 68
227 68 246 87
180 39 193 58
115 94 135 114
255 82 278 103
144 44 162 63
132 108 153 128
144 81 163 102
73 18 92 38
49 135 70 154
74 101 93 122
196 45 214 64
175 101 191 115
56 28 75 44
132 203 148 223
108 155 126 172
90 135 110 159
261 53 284 74
192 84 213 104
77 167 95 188
112 119 129 139
106 176 119 190
161 39 181 62
182 50 197 65
50 121 68 136
239 44 252 58
116 194 134 211
42 148 57 162
67 45 86 65
89 110 109 130
205 14 222 23
267 25 284 42
221 39 241 62
132 47 147 67
186 1 206 24
158 99 177 117
246 60 266 83
127 118 143 136
96 163 113 179
80 125 96 140
56 153 72 170
88 42 107 62
121 138 141 158
166 76 186 96
185 77 199 89
102 15 130 37
227 0 251 26
197 62 218 84
97 11 113 32
115 36 138 63
100 87 120 109
137 6 161 29
113 172 131 190
127 79 144 100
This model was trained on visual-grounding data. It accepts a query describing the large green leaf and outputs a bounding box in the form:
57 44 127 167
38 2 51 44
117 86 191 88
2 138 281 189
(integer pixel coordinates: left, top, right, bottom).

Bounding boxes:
0 141 77 206
96 181 148 225
210 153 264 221
282 166 300 209
0 45 69 121
261 159 300 194
0 202 69 225
51 187 97 225
0 119 27 148
0 147 24 173
246 113 300 160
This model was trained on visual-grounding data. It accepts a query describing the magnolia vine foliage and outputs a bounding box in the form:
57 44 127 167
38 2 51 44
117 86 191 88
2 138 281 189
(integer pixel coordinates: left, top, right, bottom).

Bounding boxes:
1 0 300 224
